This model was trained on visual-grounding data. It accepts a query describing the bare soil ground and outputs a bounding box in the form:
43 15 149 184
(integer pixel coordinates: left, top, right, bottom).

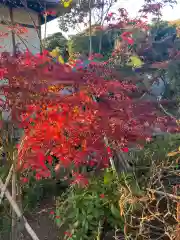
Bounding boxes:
0 198 62 240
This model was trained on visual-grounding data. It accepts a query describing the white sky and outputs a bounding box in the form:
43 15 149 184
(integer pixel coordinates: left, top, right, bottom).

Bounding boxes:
41 0 180 39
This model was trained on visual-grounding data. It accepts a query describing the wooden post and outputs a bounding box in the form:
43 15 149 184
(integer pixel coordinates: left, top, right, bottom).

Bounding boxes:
0 177 40 240
10 126 18 240
11 155 17 240
9 7 18 239
44 3 47 41
38 14 42 54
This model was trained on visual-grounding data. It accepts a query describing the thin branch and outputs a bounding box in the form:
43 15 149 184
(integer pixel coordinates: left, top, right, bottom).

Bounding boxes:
159 102 176 118
19 0 44 50
147 188 180 201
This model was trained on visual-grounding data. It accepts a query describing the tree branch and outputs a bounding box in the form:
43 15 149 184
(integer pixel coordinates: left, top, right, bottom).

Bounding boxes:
147 188 180 201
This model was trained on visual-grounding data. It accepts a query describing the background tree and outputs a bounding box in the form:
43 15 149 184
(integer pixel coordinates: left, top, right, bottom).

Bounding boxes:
68 25 117 56
43 32 68 53
58 0 116 54
58 0 116 32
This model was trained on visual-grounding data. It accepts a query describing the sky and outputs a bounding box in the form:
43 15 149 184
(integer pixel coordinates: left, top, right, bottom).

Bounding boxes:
41 0 180 39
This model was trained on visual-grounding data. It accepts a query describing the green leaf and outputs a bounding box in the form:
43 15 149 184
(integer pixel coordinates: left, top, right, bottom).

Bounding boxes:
84 221 89 233
55 207 61 226
73 221 79 228
110 204 120 219
87 215 93 220
104 171 113 185
81 208 86 216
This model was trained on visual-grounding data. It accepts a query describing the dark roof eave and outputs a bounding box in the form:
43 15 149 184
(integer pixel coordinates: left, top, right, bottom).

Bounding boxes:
0 0 59 24
41 15 57 25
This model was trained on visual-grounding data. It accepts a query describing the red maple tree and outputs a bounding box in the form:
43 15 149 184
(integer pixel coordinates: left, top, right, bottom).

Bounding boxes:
0 50 176 182
0 0 178 182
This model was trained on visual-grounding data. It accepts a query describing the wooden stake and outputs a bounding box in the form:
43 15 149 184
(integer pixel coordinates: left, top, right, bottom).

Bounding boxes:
0 177 40 240
0 164 13 204
11 151 17 240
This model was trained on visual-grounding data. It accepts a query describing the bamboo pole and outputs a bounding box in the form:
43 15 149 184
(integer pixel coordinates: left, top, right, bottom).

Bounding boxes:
9 6 17 238
11 150 17 240
0 177 40 240
0 164 13 204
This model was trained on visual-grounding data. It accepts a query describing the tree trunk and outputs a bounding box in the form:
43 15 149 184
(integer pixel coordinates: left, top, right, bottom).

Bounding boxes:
98 1 104 54
114 151 131 173
89 0 92 56
99 33 103 54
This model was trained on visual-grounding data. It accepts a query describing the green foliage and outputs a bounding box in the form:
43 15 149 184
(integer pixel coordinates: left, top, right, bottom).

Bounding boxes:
0 204 11 238
55 170 123 240
145 21 177 62
167 59 180 94
0 165 10 180
151 20 176 41
69 27 115 55
58 0 91 32
43 32 67 53
129 134 180 184
0 165 11 238
148 21 180 103
21 177 67 212
58 0 117 33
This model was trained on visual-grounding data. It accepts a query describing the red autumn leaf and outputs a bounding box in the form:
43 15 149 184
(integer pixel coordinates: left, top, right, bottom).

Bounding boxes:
64 232 72 238
71 173 89 187
100 194 105 198
49 211 55 215
121 147 129 153
0 16 176 183
121 32 134 45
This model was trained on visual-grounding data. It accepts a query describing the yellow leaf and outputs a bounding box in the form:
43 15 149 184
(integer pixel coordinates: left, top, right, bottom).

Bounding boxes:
73 106 79 113
64 2 70 7
167 151 179 157
49 49 58 58
128 55 144 68
62 0 72 8
58 55 64 64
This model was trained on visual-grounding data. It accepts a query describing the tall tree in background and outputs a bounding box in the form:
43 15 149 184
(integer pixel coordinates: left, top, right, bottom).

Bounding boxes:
58 0 116 54
68 25 117 56
43 32 67 53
